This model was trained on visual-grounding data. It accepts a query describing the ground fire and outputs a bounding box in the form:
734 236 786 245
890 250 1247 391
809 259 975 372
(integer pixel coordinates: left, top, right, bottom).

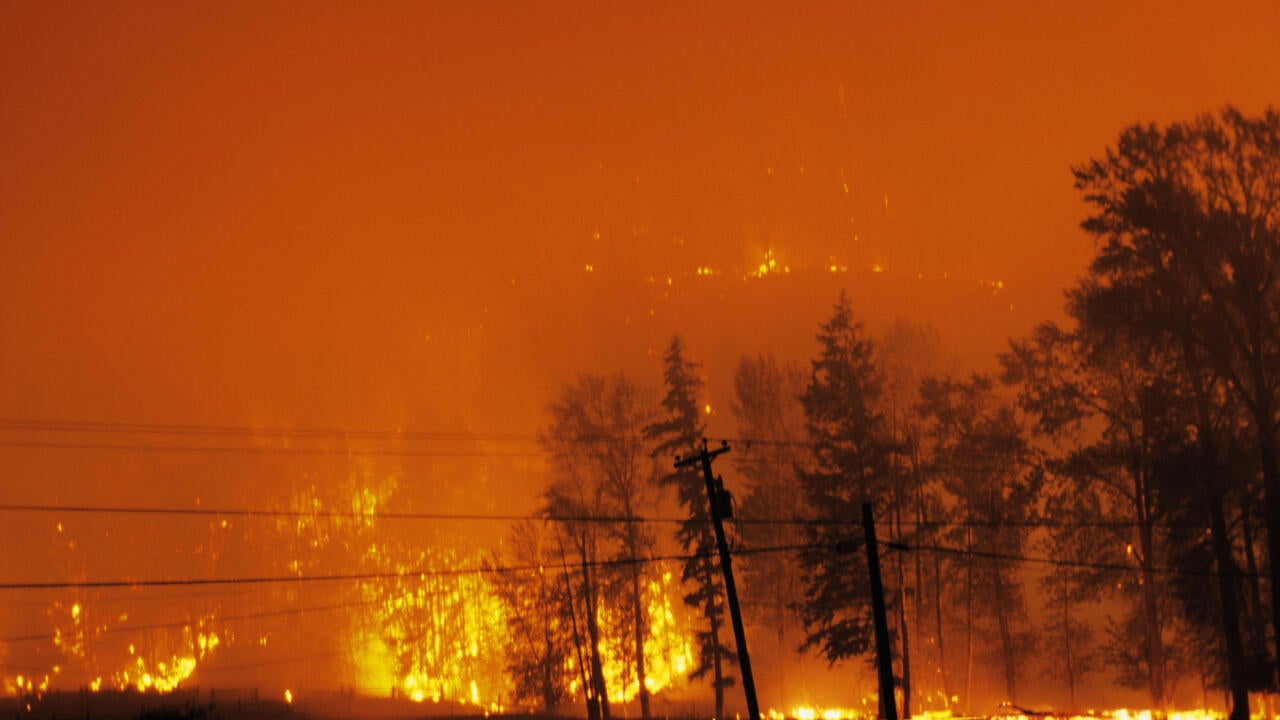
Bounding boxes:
4 3 1280 720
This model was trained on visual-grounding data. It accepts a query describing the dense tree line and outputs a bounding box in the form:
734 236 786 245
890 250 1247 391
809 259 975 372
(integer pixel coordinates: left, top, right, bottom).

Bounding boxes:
492 106 1279 718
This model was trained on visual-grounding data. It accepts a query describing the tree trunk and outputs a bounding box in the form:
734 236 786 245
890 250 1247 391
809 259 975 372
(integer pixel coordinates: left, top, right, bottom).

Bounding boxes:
1180 338 1254 717
993 571 1017 702
631 562 651 719
1235 347 1280 692
1198 424 1249 720
1241 510 1267 650
558 532 592 719
1137 518 1166 712
934 553 949 709
540 570 559 712
1207 483 1251 720
582 549 611 720
896 519 912 718
913 465 927 708
1063 584 1075 711
1254 422 1280 692
964 528 973 715
891 430 911 717
776 578 788 703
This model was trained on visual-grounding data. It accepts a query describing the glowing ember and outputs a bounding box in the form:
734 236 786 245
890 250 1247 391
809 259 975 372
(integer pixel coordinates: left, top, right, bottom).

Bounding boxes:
111 628 218 693
750 250 790 278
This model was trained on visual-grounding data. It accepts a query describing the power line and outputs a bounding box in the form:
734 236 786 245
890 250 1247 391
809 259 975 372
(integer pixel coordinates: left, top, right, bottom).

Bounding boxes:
0 419 686 450
0 418 1041 463
0 504 676 525
2 418 758 449
0 503 850 528
891 540 1257 579
898 518 1209 529
0 440 544 459
2 537 1219 592
0 419 542 443
0 503 1211 530
0 542 822 592
1 596 375 644
0 584 282 610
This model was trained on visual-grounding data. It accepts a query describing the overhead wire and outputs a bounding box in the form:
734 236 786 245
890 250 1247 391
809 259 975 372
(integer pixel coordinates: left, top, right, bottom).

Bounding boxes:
0 503 678 525
0 541 824 592
0 440 544 459
0 418 1241 581
887 539 1257 579
0 417 1011 458
0 584 290 610
0 503 1212 530
0 419 542 443
1 595 374 644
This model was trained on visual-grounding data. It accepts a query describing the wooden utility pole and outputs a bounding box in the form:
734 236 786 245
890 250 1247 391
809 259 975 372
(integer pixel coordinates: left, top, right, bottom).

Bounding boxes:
554 529 592 717
675 439 761 720
862 502 898 720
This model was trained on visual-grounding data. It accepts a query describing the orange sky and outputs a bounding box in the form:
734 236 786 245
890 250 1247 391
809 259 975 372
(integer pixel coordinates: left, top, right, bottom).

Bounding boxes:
2 1 1279 706
2 0 1279 441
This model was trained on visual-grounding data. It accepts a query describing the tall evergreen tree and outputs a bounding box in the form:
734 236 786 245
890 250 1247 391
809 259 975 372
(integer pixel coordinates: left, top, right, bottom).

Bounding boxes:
644 336 736 720
795 293 893 663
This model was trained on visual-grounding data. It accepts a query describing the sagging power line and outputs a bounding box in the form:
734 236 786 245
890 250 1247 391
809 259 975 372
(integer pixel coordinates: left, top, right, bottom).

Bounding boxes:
0 541 823 592
0 502 1214 529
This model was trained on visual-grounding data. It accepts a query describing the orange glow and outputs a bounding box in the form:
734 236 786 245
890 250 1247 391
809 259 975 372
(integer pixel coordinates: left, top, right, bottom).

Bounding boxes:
3 2 1279 714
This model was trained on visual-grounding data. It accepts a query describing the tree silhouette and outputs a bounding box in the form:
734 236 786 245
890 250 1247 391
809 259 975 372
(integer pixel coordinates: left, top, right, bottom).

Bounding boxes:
645 336 736 720
916 374 1037 705
795 293 893 663
1002 323 1176 707
542 373 653 720
731 352 808 700
1071 106 1280 709
488 520 575 712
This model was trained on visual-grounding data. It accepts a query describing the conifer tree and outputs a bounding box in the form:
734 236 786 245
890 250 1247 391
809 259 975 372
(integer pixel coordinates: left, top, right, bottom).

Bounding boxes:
796 293 893 662
645 336 735 719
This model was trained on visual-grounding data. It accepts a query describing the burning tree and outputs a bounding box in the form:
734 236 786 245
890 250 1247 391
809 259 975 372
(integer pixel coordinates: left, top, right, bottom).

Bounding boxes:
18 502 228 695
358 544 507 706
488 520 576 712
542 372 663 719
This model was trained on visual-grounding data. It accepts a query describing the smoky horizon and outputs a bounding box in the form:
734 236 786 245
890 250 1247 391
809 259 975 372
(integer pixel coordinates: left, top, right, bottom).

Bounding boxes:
3 3 1280 720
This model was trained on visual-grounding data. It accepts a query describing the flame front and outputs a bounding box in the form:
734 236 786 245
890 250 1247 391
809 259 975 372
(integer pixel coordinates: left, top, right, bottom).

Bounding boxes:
353 547 507 707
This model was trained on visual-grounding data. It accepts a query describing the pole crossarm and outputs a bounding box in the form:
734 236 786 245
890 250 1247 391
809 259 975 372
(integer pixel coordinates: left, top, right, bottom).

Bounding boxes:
674 438 761 720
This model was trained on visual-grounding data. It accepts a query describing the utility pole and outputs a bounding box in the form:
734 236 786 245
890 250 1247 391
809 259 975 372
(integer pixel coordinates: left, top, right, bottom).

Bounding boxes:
675 439 761 720
862 502 898 720
555 527 595 720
